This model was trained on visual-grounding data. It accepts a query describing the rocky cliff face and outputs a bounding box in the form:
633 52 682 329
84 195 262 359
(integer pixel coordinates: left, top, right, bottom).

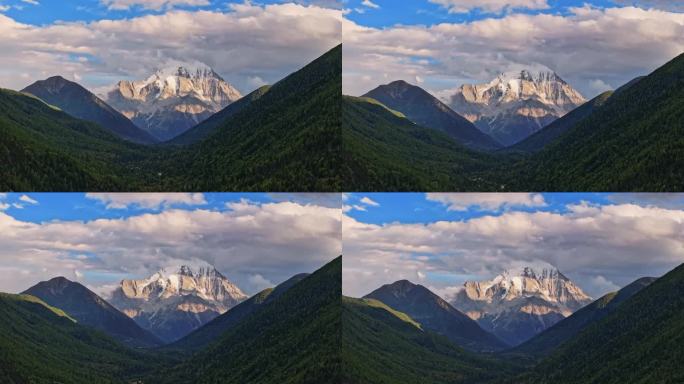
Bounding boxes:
110 264 248 342
445 70 585 145
105 64 242 141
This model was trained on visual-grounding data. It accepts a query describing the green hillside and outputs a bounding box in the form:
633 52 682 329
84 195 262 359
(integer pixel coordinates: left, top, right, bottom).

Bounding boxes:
505 52 684 191
169 85 271 145
342 52 684 192
363 80 502 150
364 280 508 352
341 96 506 191
509 91 613 153
0 89 155 191
1 45 341 192
156 44 342 191
152 257 341 384
342 296 520 384
0 293 161 384
512 277 655 357
513 264 684 384
167 273 308 352
24 277 162 348
22 76 157 144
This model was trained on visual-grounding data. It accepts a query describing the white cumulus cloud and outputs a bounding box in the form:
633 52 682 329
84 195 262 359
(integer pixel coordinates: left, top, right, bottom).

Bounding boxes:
0 2 342 94
361 0 380 9
18 195 38 205
360 196 380 207
0 199 342 295
343 200 684 298
342 5 684 98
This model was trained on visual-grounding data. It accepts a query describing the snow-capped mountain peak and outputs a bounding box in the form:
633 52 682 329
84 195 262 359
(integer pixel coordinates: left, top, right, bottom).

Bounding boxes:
462 266 590 305
471 70 584 109
117 264 247 304
445 69 586 145
104 62 242 141
109 264 249 343
450 266 593 346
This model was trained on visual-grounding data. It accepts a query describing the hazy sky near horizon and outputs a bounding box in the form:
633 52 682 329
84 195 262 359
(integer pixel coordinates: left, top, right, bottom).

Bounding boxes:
0 0 341 94
343 0 684 99
0 193 342 298
342 193 684 300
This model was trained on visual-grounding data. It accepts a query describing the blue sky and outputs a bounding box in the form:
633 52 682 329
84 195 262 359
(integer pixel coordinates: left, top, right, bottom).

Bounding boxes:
2 192 293 223
342 0 684 98
344 192 616 224
0 0 328 25
343 193 684 299
342 0 684 28
0 193 341 297
346 0 614 27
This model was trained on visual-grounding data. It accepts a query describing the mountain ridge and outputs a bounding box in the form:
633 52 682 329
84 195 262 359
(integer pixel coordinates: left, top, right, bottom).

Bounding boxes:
152 256 342 383
0 292 158 383
364 80 502 150
23 276 162 348
364 280 508 351
342 295 520 383
22 76 157 144
513 276 656 357
167 272 310 352
513 263 684 383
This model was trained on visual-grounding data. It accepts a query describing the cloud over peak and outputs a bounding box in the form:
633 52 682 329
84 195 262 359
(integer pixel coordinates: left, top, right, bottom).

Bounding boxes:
343 198 684 298
343 5 684 98
0 198 342 296
0 2 342 93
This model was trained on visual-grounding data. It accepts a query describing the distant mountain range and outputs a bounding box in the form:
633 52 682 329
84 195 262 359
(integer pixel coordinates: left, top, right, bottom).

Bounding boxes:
104 64 242 141
109 265 248 342
343 51 684 191
344 262 684 383
450 267 593 346
0 44 342 191
22 65 242 143
0 257 341 383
